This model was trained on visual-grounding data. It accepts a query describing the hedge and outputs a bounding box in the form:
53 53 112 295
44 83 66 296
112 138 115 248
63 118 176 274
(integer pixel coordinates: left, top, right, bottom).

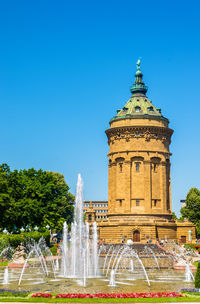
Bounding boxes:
0 231 50 249
195 262 200 288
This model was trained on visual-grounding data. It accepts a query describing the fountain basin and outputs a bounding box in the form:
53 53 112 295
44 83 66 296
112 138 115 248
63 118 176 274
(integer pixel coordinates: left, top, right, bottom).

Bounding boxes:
173 264 196 270
8 263 29 268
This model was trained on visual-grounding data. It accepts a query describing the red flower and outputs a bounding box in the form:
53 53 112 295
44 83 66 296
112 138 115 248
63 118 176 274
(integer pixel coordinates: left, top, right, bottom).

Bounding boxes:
35 292 183 299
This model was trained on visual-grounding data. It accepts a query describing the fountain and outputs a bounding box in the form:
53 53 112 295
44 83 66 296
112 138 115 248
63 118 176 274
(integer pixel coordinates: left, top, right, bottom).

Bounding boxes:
3 266 9 285
109 270 116 287
60 174 99 281
0 174 197 293
185 263 194 282
129 259 134 272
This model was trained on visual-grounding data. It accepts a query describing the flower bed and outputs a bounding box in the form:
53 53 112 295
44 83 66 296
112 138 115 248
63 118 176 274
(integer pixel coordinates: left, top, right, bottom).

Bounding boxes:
32 292 183 299
0 288 29 297
181 288 200 293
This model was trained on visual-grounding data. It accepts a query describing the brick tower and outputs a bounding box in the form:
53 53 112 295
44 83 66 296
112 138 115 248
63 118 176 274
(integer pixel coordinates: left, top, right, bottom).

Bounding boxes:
99 60 195 243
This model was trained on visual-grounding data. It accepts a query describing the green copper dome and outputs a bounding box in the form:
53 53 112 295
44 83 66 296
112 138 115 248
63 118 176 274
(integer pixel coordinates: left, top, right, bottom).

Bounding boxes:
111 60 168 122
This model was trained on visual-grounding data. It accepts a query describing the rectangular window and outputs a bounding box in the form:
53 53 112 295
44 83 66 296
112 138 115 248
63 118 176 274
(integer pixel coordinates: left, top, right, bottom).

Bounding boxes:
135 163 140 172
119 199 122 207
153 164 157 172
136 199 140 206
154 200 157 207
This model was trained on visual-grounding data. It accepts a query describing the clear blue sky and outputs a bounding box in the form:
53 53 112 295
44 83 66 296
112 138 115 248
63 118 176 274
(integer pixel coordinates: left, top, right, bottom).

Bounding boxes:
0 0 200 216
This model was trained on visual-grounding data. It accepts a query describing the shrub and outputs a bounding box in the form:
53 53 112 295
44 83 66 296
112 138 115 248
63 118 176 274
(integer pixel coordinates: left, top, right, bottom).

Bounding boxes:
0 231 50 249
184 243 200 253
0 289 29 297
50 244 58 256
195 262 200 288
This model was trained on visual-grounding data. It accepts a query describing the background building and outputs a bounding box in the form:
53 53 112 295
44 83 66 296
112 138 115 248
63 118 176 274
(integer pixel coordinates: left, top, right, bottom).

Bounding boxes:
83 201 108 221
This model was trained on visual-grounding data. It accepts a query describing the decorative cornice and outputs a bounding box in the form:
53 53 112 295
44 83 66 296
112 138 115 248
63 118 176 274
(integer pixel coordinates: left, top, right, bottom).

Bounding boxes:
108 150 172 157
105 125 173 145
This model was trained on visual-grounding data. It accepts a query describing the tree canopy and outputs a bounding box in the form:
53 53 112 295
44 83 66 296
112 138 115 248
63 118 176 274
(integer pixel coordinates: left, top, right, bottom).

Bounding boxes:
0 164 74 232
181 187 200 234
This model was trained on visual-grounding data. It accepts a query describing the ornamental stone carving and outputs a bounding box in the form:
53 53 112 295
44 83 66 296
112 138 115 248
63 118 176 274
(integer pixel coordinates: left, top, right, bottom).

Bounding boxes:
106 126 172 144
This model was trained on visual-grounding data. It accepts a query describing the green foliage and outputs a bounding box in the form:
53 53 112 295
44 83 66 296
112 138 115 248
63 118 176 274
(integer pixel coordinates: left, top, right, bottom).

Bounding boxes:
181 187 200 234
0 261 10 266
0 231 50 249
195 262 200 288
172 212 177 220
0 296 197 303
50 244 58 256
0 164 74 232
0 290 29 297
184 243 200 253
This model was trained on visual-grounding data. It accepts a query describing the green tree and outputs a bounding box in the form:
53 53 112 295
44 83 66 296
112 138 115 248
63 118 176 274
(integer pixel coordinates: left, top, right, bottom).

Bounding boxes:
181 187 200 234
195 262 200 288
0 164 74 232
172 212 177 220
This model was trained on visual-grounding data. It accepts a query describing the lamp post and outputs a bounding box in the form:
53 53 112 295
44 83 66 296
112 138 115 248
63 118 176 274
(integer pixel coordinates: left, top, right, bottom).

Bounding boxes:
20 227 25 233
46 224 51 240
34 226 39 231
3 228 8 234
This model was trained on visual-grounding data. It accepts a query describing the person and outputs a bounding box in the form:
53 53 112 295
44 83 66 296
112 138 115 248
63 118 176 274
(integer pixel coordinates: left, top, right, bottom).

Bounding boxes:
149 239 152 244
122 237 125 244
160 239 164 246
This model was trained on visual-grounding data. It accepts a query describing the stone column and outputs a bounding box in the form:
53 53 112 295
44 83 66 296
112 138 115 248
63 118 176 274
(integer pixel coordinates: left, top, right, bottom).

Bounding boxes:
168 162 171 211
108 161 116 213
124 160 131 213
144 160 151 213
161 161 167 213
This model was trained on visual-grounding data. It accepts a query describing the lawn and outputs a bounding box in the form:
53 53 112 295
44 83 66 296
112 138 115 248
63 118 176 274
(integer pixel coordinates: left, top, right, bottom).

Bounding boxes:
0 296 200 303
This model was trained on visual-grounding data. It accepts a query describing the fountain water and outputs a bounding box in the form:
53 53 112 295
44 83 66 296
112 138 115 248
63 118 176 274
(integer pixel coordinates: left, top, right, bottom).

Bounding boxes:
129 259 134 272
109 269 116 287
103 245 113 273
60 174 99 280
3 266 9 285
185 263 194 282
55 256 59 271
106 248 117 277
143 246 160 269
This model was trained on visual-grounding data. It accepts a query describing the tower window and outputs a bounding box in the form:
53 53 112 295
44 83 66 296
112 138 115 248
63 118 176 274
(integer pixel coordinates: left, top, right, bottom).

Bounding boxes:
148 106 154 112
154 200 158 207
119 200 122 207
136 200 140 206
135 162 140 171
119 163 123 172
153 164 157 172
88 214 92 221
135 106 141 112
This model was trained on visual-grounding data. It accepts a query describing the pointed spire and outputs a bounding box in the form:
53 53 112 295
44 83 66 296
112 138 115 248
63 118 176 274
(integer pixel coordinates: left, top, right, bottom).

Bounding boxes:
130 59 148 95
